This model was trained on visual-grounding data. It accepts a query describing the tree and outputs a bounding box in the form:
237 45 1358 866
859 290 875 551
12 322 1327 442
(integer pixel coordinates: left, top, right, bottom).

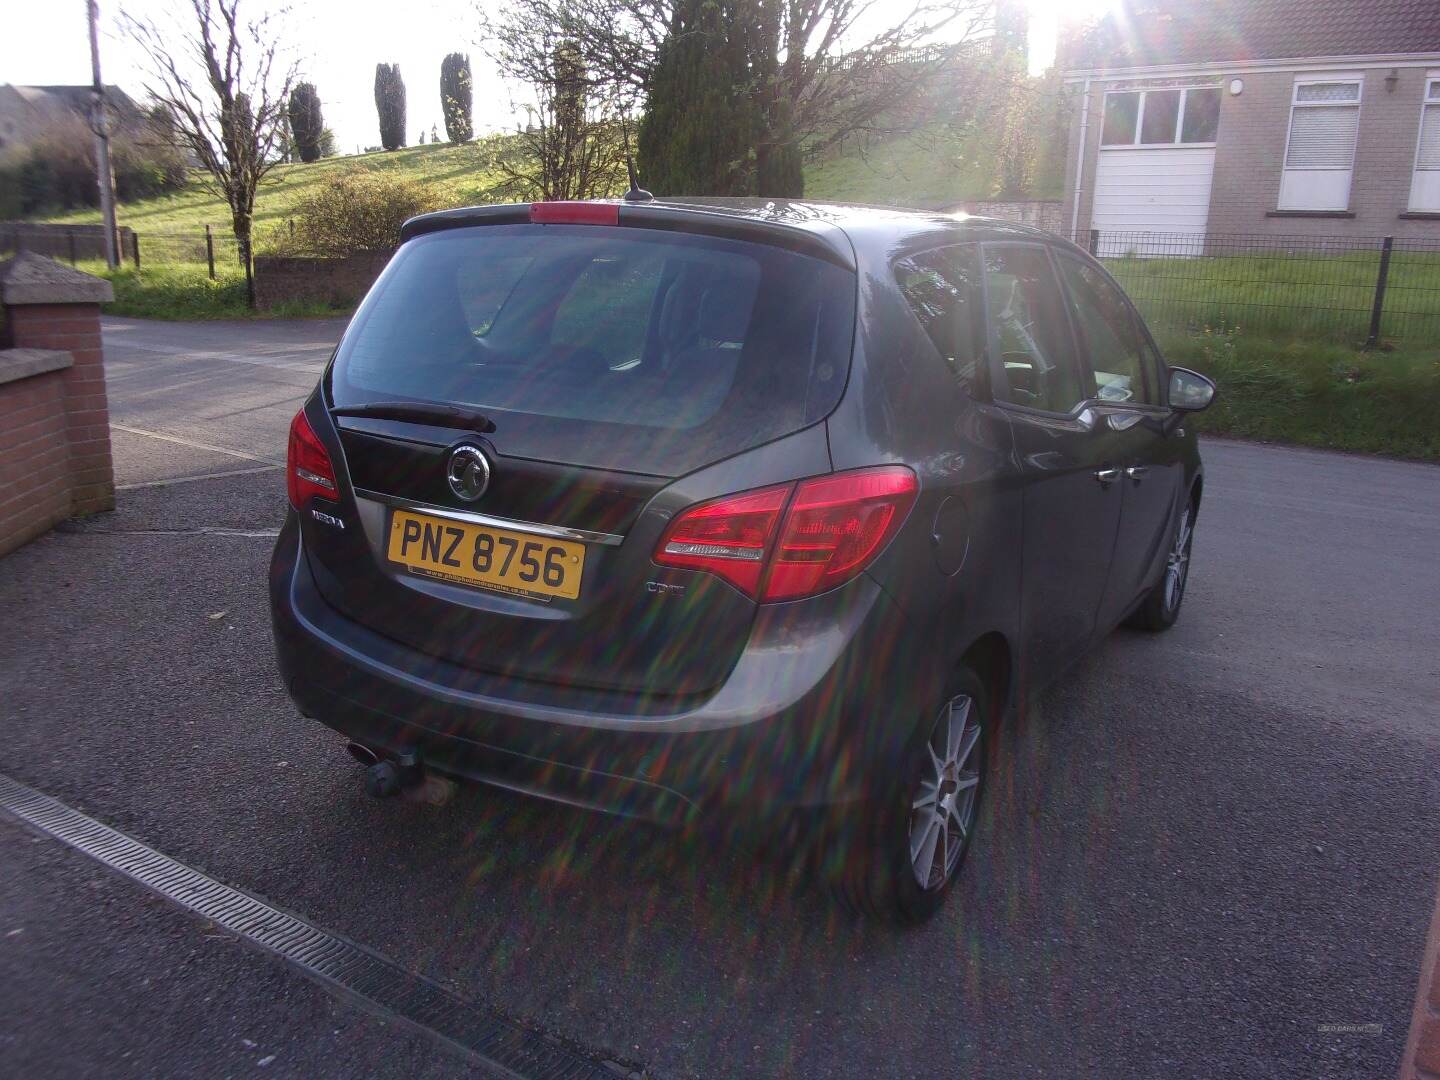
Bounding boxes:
317 127 336 158
490 32 626 201
482 0 990 197
125 0 297 307
374 63 407 151
440 53 474 143
637 0 757 195
288 82 324 163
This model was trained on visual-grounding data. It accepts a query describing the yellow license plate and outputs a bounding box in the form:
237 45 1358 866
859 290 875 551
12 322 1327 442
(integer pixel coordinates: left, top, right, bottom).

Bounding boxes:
386 510 585 601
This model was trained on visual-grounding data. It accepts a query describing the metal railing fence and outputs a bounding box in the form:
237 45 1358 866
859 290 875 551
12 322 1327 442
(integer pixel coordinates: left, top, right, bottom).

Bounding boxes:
1082 230 1440 345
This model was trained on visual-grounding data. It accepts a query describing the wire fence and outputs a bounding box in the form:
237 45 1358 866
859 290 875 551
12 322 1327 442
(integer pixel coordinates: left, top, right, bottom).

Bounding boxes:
1081 229 1440 345
0 224 244 277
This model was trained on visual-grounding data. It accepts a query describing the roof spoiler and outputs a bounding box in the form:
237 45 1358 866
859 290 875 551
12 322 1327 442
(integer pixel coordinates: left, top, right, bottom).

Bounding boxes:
398 202 855 272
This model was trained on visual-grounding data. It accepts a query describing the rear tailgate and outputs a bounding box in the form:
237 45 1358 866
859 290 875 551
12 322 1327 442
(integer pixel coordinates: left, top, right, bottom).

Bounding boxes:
303 205 855 696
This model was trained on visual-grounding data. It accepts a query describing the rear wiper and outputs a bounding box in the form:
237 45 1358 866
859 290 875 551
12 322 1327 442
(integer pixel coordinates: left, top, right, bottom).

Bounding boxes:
330 401 496 434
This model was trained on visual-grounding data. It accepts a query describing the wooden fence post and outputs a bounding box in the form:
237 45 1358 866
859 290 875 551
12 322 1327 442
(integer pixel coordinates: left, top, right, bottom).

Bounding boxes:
205 225 216 281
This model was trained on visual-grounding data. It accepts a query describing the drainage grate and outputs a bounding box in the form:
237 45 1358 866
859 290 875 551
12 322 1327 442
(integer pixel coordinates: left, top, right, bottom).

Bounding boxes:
0 773 628 1080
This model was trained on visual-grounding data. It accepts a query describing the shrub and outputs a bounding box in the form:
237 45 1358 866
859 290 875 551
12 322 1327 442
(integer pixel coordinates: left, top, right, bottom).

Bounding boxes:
289 168 439 256
0 113 186 214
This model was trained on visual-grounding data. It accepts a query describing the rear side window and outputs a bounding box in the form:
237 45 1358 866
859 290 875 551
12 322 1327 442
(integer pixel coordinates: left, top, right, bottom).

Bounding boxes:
331 225 855 476
895 245 984 385
982 244 1093 414
1055 253 1157 405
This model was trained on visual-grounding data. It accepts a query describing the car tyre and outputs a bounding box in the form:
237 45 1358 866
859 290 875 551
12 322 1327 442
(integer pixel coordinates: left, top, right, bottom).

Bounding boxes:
830 667 989 924
1127 497 1196 632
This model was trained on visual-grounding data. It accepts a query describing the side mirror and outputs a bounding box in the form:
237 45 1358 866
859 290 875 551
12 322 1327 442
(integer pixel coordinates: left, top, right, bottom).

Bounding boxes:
1167 367 1217 412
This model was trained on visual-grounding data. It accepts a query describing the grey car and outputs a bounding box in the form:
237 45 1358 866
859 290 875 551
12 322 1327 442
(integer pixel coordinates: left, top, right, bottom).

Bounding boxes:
270 197 1216 921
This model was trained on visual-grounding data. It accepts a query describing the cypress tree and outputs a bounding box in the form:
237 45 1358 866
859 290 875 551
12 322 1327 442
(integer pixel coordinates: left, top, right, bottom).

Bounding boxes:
440 53 474 143
287 82 324 164
637 0 757 196
374 63 407 151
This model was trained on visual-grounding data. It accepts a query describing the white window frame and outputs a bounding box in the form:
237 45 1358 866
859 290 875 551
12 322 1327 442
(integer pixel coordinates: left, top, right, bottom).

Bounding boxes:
1278 74 1363 211
1099 85 1221 150
1408 72 1440 212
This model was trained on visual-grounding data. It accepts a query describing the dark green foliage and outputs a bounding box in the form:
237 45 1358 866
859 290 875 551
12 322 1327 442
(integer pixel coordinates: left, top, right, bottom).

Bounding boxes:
0 112 186 215
637 0 758 196
288 83 325 163
755 95 802 198
374 63 407 151
637 0 806 197
440 53 474 143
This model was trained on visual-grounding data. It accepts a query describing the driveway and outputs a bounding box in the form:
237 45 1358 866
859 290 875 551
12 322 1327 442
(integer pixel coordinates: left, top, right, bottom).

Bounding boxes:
1 316 1438 1078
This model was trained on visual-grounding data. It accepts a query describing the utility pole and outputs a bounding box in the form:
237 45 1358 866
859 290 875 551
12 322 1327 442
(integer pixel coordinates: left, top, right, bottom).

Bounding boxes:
87 0 120 269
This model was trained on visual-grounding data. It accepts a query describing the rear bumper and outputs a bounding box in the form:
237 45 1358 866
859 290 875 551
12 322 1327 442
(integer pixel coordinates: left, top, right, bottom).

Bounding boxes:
268 514 931 824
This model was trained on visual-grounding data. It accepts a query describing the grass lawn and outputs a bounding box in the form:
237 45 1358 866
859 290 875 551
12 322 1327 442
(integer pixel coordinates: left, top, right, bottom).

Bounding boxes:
1105 249 1440 345
74 261 349 320
1159 330 1440 460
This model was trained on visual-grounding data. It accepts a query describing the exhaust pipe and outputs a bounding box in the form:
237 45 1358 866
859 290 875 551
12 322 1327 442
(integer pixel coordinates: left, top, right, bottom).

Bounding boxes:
345 742 379 767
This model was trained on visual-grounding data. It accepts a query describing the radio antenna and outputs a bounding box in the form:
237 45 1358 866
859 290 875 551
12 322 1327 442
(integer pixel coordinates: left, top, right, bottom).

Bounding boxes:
620 115 653 203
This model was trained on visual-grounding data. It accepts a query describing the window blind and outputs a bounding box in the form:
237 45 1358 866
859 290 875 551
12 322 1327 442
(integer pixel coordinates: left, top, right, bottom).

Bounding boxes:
1419 104 1440 171
1285 104 1359 170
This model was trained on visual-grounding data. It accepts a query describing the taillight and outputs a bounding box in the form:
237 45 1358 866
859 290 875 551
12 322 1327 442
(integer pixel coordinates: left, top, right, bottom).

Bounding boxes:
652 466 917 603
763 467 917 601
530 201 620 225
653 483 789 596
287 409 337 510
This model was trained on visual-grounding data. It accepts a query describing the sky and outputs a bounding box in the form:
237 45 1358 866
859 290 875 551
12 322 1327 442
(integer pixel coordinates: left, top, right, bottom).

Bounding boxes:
1 0 1108 154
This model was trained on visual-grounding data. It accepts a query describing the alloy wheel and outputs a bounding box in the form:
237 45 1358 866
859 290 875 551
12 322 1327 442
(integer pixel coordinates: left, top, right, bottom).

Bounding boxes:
1164 505 1193 612
908 694 982 891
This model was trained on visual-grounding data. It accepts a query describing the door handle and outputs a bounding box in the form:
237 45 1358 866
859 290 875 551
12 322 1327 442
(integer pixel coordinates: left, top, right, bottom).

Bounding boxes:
1094 467 1121 485
1125 465 1149 481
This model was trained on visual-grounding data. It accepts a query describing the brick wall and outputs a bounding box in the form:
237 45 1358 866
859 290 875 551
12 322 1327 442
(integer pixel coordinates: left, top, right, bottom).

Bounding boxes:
253 253 392 311
0 358 72 554
5 304 116 516
1207 66 1440 240
0 254 116 557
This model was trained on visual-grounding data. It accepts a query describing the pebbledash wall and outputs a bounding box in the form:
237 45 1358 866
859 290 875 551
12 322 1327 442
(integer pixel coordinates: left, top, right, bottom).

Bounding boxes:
1063 61 1440 244
0 253 116 557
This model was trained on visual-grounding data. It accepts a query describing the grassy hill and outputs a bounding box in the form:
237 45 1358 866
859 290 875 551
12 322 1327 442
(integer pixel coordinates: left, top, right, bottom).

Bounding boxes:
44 123 1028 238
46 137 515 235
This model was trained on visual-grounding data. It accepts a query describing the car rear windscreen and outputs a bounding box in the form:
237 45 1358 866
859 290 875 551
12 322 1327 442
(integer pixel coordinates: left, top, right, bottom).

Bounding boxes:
329 223 857 476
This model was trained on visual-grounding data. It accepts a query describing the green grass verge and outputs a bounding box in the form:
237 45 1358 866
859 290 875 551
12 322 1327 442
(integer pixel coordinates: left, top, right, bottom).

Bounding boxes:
1158 329 1440 460
76 261 348 320
1106 251 1440 343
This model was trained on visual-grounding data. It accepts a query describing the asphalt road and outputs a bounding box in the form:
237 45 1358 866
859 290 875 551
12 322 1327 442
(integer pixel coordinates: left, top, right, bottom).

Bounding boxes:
1 315 1438 1078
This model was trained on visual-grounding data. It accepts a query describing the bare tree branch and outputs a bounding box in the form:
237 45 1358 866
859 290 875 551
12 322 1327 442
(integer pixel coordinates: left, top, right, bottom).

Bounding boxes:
479 0 992 179
123 0 298 306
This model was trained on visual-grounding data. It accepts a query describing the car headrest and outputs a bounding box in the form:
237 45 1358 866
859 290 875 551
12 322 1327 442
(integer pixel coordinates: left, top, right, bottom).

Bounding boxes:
696 275 756 345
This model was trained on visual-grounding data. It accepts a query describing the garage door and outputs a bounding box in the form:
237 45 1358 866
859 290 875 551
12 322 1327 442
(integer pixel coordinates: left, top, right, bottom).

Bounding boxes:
1092 146 1217 256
